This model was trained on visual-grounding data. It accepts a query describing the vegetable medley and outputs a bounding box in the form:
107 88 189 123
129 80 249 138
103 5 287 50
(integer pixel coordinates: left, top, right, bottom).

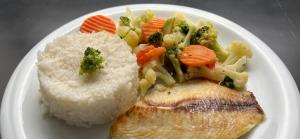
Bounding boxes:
79 8 253 96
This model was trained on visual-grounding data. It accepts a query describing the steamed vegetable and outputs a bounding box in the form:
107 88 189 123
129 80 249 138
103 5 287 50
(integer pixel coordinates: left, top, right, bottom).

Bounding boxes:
173 13 193 27
80 15 116 33
123 30 140 48
142 60 176 86
224 56 247 72
190 26 209 45
118 9 153 48
163 18 175 34
185 64 248 90
139 78 152 97
139 59 176 96
185 41 251 90
118 13 141 48
148 32 163 46
79 47 104 75
117 16 140 48
223 41 253 65
138 68 157 96
142 18 165 42
136 45 166 65
119 16 131 26
211 42 229 62
114 9 254 92
118 26 131 38
145 68 157 84
221 67 248 90
220 76 235 89
180 45 216 68
178 21 189 35
178 24 196 48
131 10 155 28
185 65 225 81
166 47 184 82
191 22 228 61
162 32 184 48
117 26 140 48
185 55 249 90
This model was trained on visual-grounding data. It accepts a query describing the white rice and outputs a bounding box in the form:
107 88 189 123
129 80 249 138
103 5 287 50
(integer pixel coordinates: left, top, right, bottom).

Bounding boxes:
37 32 139 127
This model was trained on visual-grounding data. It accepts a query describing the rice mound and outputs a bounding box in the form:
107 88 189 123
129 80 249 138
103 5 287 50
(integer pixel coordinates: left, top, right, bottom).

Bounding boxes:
37 32 139 127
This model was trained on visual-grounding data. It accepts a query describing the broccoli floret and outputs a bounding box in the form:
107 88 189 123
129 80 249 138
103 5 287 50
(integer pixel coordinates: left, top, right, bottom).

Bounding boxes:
148 32 163 46
79 47 104 75
220 41 251 90
173 13 193 28
178 21 189 35
166 47 180 55
211 42 228 62
178 24 196 48
191 22 228 61
221 67 248 90
119 16 130 26
223 41 252 65
186 61 248 90
190 26 209 45
166 47 184 82
220 76 235 89
195 22 217 47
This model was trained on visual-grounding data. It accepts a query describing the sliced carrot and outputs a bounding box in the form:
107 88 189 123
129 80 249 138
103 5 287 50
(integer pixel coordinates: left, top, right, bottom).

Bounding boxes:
142 18 165 42
180 45 216 68
136 45 156 58
80 15 116 34
137 45 166 65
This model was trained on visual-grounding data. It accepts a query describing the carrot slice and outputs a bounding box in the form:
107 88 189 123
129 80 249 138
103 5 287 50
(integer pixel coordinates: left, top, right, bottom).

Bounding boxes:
136 45 156 58
137 45 166 65
180 45 216 68
142 18 165 42
80 15 116 33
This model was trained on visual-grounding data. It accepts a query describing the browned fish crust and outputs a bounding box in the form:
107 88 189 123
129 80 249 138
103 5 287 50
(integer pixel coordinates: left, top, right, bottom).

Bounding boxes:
111 80 264 139
143 93 263 114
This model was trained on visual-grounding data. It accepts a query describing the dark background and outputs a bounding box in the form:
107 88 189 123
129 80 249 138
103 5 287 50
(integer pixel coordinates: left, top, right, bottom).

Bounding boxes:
0 0 299 103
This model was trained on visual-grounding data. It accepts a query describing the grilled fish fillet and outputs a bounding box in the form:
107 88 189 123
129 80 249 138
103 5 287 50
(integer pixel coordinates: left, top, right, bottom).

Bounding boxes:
111 80 264 139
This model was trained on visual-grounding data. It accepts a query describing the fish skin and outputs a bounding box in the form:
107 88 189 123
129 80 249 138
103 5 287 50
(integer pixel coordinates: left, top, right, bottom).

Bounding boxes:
111 80 264 139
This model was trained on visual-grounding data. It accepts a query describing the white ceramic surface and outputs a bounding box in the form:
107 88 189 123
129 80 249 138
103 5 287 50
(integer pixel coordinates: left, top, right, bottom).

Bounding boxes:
1 4 300 139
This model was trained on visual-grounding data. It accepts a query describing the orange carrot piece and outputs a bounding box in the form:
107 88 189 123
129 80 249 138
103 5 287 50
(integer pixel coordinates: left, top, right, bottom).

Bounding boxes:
180 45 216 68
142 18 165 42
137 45 166 65
80 15 116 34
136 45 156 58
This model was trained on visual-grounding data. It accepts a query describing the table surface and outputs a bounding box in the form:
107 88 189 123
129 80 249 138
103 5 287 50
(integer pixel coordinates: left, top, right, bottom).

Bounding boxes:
0 0 299 103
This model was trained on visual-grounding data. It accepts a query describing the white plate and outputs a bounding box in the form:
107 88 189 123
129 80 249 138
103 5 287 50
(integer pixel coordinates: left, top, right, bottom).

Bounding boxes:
1 4 300 139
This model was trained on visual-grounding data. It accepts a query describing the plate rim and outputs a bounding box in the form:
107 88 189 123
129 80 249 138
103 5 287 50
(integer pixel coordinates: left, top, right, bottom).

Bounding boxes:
1 4 300 139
